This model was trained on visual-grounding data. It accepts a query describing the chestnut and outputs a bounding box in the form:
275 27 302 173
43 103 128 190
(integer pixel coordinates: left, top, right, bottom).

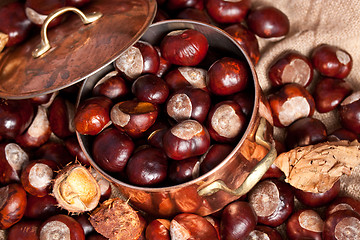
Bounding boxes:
285 117 327 149
205 216 221 239
327 128 359 142
165 0 201 11
24 194 63 220
268 52 314 87
92 127 134 173
163 119 210 160
0 2 33 47
65 0 91 7
34 141 73 167
205 0 250 24
313 77 353 113
29 92 57 107
126 147 168 186
0 183 27 229
176 8 212 24
294 180 340 208
155 46 172 78
268 83 315 128
325 196 360 218
231 91 255 117
339 91 360 134
206 100 247 143
170 213 219 239
146 219 171 240
115 40 160 80
7 220 41 240
248 179 294 227
38 214 85 240
90 168 112 202
75 213 94 236
246 225 283 240
25 0 66 27
199 144 233 174
224 24 260 65
207 57 249 96
132 74 170 104
86 233 108 240
74 96 113 136
166 87 211 123
64 136 90 166
246 6 290 39
0 98 35 139
160 29 209 66
92 70 129 101
311 44 353 79
286 209 324 240
164 67 208 92
15 106 52 148
168 157 200 184
323 210 360 240
0 142 29 185
220 201 257 240
20 159 59 197
110 99 158 138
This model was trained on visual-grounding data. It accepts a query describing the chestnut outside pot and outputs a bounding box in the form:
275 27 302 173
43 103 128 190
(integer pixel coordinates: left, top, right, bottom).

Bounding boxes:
77 20 277 217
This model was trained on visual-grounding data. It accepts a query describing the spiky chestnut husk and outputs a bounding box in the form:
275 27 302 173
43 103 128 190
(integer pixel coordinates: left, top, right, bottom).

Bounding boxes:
52 164 100 214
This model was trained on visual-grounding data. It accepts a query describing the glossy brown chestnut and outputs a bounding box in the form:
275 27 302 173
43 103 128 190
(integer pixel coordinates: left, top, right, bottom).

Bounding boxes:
164 67 208 92
155 46 172 78
224 24 260 65
165 0 202 11
163 119 210 160
64 136 90 166
168 157 200 184
323 210 360 240
313 77 353 113
38 214 85 240
24 194 63 220
205 215 221 239
48 95 75 139
207 57 249 96
0 183 27 229
160 29 209 66
25 0 66 27
170 213 219 240
286 209 323 240
327 128 359 142
92 127 134 173
220 201 257 240
65 0 91 7
268 52 314 87
339 91 360 134
20 159 58 197
110 99 158 138
205 0 250 24
246 6 290 38
29 92 56 107
132 74 170 104
246 225 283 240
146 219 171 240
325 196 360 218
7 220 41 240
115 40 160 80
311 44 353 79
206 100 247 143
0 2 33 47
126 147 168 186
176 8 212 23
0 98 35 139
166 86 211 123
74 96 113 136
231 91 255 117
90 168 111 202
248 179 294 227
34 141 73 167
268 83 315 128
285 117 327 149
75 213 94 236
199 144 233 174
92 71 129 101
0 142 29 185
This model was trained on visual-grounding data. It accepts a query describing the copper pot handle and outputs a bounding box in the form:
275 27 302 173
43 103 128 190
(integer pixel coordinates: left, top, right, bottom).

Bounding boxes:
32 7 103 58
198 117 277 197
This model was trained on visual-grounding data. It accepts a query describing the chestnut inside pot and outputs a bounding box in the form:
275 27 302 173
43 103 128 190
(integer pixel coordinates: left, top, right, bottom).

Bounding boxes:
76 20 276 217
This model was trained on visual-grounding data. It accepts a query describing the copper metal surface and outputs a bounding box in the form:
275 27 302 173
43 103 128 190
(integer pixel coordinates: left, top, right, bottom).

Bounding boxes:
77 20 276 217
0 0 156 99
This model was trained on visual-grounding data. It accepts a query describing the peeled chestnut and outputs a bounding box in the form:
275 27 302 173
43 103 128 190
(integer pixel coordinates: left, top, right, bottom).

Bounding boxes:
206 100 247 143
285 117 327 149
163 119 210 160
168 157 200 184
200 144 233 174
126 147 168 186
246 6 290 38
0 183 27 229
268 83 315 128
206 57 249 96
92 70 129 101
7 220 41 240
248 179 294 227
160 29 209 66
146 219 171 240
132 74 170 104
164 67 208 92
205 0 251 24
48 95 75 139
286 209 324 240
323 210 360 240
166 86 211 123
170 213 219 240
38 214 85 240
339 91 360 134
220 201 257 240
92 127 134 173
311 44 353 79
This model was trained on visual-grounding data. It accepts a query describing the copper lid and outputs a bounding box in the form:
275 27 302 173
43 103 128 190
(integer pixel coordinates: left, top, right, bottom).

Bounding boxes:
0 0 156 99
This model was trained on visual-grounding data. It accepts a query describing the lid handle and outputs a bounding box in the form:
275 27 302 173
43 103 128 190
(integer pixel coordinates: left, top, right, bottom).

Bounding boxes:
32 7 103 58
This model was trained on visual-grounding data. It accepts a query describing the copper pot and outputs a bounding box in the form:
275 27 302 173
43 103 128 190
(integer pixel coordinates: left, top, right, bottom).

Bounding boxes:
77 20 276 217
